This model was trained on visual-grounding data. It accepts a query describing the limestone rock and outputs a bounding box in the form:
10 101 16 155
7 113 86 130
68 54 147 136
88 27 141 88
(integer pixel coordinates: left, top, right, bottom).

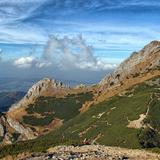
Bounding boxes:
9 78 65 111
0 123 4 137
6 116 36 139
99 40 160 89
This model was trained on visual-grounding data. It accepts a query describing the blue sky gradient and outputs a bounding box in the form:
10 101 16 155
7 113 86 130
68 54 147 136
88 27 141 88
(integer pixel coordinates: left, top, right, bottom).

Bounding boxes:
0 0 160 82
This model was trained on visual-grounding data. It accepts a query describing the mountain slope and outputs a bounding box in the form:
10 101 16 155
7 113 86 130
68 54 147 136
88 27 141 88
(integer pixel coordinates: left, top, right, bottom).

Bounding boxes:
49 76 160 149
84 41 160 111
0 78 94 144
0 40 159 158
0 76 159 158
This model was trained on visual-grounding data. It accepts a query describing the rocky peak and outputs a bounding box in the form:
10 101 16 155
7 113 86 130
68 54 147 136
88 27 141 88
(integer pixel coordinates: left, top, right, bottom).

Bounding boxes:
0 78 66 144
25 78 64 99
118 40 160 71
100 40 160 86
9 78 65 111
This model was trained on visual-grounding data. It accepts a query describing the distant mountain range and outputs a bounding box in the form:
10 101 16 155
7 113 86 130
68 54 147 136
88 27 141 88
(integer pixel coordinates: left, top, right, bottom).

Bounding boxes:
0 92 25 112
0 78 36 92
0 77 91 92
0 41 159 159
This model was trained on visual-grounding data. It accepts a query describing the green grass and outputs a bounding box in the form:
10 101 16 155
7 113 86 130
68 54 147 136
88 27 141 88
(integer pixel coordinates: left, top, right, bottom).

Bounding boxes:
0 76 159 157
23 114 55 126
22 92 93 126
52 91 150 149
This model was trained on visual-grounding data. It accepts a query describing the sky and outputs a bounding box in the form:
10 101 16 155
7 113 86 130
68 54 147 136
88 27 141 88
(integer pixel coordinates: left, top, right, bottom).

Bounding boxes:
0 0 160 83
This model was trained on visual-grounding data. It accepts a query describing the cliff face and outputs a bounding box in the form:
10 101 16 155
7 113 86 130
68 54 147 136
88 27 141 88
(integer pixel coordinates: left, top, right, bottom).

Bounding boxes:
0 115 36 144
0 78 65 144
100 41 160 86
9 78 64 112
94 41 160 104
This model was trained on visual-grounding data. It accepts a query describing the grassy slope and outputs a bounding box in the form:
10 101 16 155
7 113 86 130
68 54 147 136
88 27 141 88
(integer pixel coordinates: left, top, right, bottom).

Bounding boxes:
22 92 93 126
0 76 159 157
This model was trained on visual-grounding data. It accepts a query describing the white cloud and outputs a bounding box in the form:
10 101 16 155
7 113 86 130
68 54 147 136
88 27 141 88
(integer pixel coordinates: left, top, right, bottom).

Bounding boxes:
14 56 35 68
41 35 117 70
14 56 52 69
14 35 117 71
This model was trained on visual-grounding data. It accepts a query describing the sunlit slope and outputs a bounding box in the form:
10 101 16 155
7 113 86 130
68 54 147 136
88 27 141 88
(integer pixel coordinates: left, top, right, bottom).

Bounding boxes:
0 76 159 157
22 92 93 127
49 76 160 149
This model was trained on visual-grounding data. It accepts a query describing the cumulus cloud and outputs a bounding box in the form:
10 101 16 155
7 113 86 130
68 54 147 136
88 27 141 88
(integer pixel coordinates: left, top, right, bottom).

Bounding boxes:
14 35 117 71
14 56 52 69
43 35 117 70
14 56 35 68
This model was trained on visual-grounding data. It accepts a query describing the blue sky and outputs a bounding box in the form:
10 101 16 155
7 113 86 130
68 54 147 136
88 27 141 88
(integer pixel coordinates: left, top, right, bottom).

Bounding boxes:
0 0 160 82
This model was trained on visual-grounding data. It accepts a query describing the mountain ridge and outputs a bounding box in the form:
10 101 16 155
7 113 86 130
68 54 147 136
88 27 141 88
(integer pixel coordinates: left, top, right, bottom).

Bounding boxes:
80 40 160 112
101 41 159 84
8 78 65 112
0 40 159 158
1 40 160 144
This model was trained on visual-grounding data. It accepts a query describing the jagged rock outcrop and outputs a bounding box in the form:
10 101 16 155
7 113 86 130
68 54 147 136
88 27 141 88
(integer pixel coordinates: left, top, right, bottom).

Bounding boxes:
0 78 66 144
100 41 160 86
6 116 36 139
93 41 160 104
0 123 4 137
0 115 36 144
9 78 65 112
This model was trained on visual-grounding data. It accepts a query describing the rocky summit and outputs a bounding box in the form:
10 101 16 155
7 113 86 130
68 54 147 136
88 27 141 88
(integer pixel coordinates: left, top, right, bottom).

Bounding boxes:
9 78 65 111
93 40 160 105
100 40 160 86
0 78 66 144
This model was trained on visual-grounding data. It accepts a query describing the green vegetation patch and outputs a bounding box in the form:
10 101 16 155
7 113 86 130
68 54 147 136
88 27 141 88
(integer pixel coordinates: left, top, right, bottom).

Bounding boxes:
23 92 93 126
23 114 55 126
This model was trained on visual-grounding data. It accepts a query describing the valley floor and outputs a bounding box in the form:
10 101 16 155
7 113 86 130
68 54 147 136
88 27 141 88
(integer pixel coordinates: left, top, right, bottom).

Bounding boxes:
3 145 160 160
